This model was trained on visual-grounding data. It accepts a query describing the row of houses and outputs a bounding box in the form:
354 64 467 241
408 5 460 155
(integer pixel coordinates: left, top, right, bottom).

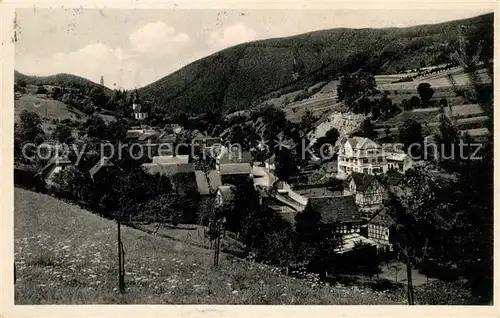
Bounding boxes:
260 179 396 254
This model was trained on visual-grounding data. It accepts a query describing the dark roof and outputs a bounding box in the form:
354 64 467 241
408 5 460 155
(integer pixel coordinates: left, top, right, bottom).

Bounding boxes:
349 172 378 192
295 187 343 198
157 132 176 143
306 195 361 223
346 137 380 150
219 150 253 165
367 207 395 227
89 157 115 178
219 163 252 175
126 130 142 139
138 132 160 142
142 163 195 176
37 156 72 177
14 164 38 172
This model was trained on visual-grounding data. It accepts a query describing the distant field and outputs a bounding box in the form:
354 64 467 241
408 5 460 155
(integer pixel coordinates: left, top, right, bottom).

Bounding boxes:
380 109 442 128
14 188 399 304
377 68 491 91
283 95 342 123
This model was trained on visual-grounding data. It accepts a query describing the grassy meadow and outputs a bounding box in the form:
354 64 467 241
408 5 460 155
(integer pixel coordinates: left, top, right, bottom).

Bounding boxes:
14 188 401 305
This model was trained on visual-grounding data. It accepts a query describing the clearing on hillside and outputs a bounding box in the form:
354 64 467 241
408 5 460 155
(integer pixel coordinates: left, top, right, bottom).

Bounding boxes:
15 95 86 122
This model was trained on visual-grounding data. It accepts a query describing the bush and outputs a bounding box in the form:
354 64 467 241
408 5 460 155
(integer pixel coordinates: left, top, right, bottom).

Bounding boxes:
36 86 48 94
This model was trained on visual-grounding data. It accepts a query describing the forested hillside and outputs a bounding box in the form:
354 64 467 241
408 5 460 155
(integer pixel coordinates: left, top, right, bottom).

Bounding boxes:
137 13 493 116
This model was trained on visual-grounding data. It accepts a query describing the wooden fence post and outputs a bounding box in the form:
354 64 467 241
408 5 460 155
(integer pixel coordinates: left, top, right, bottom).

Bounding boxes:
117 219 125 293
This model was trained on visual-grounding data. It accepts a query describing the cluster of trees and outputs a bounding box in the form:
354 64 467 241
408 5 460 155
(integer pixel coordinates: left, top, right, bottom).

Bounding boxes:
384 143 493 303
337 69 377 106
14 110 47 164
52 163 201 226
49 85 109 115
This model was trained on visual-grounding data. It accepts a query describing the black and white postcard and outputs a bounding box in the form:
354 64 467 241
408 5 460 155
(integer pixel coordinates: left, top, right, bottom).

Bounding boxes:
1 1 498 317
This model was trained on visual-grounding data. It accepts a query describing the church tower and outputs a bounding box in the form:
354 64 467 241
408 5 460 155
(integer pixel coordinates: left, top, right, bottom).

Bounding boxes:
100 75 104 87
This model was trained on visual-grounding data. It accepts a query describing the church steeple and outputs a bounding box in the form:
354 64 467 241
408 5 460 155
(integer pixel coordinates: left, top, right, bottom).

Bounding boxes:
100 75 104 87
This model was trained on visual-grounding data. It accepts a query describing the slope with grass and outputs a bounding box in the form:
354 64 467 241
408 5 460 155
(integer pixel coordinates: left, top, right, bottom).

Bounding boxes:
15 95 86 123
14 188 399 304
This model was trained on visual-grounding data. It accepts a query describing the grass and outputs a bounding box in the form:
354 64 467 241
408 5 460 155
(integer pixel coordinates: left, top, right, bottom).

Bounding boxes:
15 94 86 123
14 188 400 304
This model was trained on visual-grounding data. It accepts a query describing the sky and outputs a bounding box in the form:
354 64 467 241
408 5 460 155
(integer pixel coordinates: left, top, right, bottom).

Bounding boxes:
15 8 492 90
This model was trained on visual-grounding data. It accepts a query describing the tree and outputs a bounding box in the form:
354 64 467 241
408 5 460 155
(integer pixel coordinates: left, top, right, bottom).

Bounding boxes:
417 83 435 106
439 98 448 109
52 165 92 202
409 96 421 109
300 110 317 132
107 118 129 143
89 86 108 107
15 110 45 149
51 87 63 100
36 85 47 94
141 193 182 228
85 115 108 140
337 69 377 106
356 118 377 140
16 79 27 88
383 164 460 305
398 119 423 159
294 205 342 277
274 147 299 183
52 122 73 143
452 141 493 302
433 115 460 170
313 127 340 159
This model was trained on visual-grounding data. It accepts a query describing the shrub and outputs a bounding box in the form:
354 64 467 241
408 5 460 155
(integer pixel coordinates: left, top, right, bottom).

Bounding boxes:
36 85 48 94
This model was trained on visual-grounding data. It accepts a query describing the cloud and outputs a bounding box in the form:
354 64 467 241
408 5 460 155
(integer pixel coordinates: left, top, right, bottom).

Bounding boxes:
129 21 191 54
15 23 257 90
207 24 257 49
16 43 141 89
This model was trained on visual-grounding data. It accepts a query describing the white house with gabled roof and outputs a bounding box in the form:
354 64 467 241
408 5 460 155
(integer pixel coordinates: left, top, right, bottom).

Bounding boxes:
337 137 387 177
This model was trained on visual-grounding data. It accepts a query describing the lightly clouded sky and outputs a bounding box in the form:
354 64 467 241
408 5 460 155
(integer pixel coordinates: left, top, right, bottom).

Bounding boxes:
15 8 491 90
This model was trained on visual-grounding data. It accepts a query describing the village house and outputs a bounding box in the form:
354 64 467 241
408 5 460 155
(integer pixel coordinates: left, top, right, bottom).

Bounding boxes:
36 155 73 189
194 170 222 196
88 157 119 181
216 146 253 171
343 172 386 216
337 137 387 177
219 163 253 186
141 162 196 195
132 92 148 121
363 207 394 252
305 195 364 235
264 154 276 171
293 182 343 198
151 155 190 165
194 170 223 224
215 185 236 209
383 143 413 173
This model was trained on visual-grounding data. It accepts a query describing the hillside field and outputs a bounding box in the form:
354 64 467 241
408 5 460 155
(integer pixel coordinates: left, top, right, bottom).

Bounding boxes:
14 188 400 304
15 95 86 123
